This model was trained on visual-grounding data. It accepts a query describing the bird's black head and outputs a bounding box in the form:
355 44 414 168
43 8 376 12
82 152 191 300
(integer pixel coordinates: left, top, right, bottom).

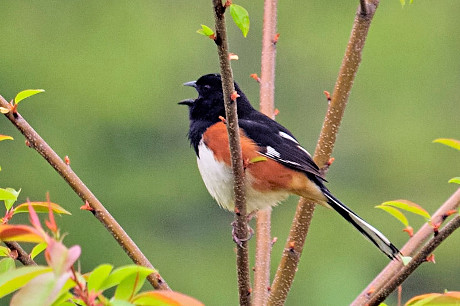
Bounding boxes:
179 73 254 122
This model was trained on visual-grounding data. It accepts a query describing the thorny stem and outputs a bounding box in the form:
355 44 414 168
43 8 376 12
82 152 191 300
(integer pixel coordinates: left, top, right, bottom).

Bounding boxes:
254 0 278 305
0 95 169 291
4 241 37 266
352 187 460 305
268 3 379 305
212 1 251 305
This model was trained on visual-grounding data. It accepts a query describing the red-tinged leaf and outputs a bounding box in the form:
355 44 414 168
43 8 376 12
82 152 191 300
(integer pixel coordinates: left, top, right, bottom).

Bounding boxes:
433 138 460 151
426 254 435 263
375 205 409 227
14 89 45 105
30 242 47 260
27 202 44 233
381 200 431 220
0 135 13 142
10 271 72 306
230 91 240 101
132 290 204 306
14 202 71 215
45 240 80 276
0 225 45 243
406 291 460 305
0 265 52 298
402 226 414 237
448 177 460 185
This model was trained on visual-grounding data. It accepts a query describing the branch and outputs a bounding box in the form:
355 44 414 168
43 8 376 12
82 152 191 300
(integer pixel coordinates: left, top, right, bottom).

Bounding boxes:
4 241 37 266
253 0 278 304
352 187 460 305
212 1 251 305
0 96 169 290
369 214 460 305
268 2 379 304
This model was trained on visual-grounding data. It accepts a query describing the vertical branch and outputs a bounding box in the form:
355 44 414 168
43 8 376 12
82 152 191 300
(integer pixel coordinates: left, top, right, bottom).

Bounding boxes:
212 1 251 305
268 2 379 305
254 1 278 305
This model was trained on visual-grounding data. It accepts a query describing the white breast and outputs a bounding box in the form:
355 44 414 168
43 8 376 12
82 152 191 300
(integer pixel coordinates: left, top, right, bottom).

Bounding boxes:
197 141 289 212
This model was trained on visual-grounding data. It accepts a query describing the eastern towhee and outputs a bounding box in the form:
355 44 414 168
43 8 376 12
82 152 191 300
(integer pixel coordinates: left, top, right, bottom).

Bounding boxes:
180 73 399 260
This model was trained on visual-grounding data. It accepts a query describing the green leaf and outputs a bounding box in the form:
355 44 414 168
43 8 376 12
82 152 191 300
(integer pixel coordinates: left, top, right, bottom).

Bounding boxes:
87 264 113 292
0 188 18 202
230 4 250 37
249 156 268 164
448 177 460 185
14 201 71 215
100 265 155 292
375 205 409 227
30 242 48 260
196 24 214 37
114 272 142 301
0 265 52 298
0 258 15 274
3 188 20 211
14 89 45 105
0 247 10 257
433 138 460 151
0 135 13 142
109 299 135 306
381 200 431 220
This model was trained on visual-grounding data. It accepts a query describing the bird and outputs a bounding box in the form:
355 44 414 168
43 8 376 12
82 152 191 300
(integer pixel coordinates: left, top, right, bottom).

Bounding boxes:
179 73 400 260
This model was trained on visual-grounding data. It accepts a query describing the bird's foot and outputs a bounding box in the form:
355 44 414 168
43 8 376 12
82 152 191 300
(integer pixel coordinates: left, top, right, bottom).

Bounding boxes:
231 220 254 247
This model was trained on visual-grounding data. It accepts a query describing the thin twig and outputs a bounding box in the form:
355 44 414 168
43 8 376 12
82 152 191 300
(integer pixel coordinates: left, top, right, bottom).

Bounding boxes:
368 214 460 305
254 0 278 304
4 241 37 266
0 96 169 290
352 187 460 305
268 3 379 305
212 1 251 305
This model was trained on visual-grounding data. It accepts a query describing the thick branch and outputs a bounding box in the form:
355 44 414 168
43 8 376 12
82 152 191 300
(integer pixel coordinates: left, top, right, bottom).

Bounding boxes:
352 187 460 305
0 96 169 290
268 3 379 305
212 1 251 305
253 0 278 305
4 241 37 266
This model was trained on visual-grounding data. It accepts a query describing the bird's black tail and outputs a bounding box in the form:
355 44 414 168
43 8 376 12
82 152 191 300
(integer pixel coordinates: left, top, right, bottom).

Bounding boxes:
321 188 400 260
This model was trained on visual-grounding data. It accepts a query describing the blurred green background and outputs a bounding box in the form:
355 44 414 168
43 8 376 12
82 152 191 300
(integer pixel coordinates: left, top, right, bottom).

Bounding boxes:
1 1 459 305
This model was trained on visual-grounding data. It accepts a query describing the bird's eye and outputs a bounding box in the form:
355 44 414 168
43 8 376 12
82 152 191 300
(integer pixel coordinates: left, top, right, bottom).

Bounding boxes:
204 85 211 90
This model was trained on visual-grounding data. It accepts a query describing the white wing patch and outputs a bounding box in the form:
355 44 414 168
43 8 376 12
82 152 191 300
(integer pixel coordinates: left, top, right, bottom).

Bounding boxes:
263 146 301 167
297 145 311 157
266 146 281 158
279 131 299 144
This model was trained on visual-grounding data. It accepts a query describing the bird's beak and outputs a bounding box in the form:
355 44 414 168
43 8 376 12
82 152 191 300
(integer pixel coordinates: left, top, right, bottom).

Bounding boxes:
183 80 197 88
178 99 194 106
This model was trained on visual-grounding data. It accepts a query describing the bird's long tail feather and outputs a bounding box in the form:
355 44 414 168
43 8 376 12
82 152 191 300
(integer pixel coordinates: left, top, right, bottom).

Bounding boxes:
322 188 400 260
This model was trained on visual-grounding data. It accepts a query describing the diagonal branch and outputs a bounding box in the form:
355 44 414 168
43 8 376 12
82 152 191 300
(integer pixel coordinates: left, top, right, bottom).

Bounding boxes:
4 241 37 266
253 0 278 304
0 96 169 290
352 187 460 305
212 1 251 305
268 2 379 304
368 213 460 305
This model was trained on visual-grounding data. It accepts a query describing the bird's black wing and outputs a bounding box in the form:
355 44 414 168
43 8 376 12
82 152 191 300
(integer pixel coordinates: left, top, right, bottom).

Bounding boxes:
238 114 325 182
